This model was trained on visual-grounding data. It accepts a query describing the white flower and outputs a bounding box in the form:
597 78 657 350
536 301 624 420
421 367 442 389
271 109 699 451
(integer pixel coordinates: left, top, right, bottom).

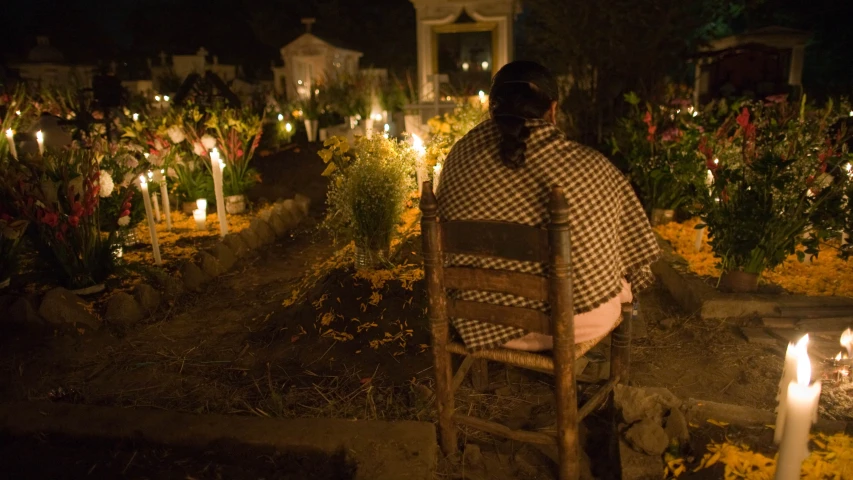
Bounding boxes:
167 126 186 144
118 216 130 227
122 172 135 188
99 170 115 198
153 138 165 151
201 135 217 150
148 152 164 167
167 167 177 178
193 142 206 156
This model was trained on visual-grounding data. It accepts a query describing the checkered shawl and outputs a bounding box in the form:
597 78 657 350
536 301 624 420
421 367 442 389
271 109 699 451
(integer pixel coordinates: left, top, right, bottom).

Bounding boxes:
436 118 660 351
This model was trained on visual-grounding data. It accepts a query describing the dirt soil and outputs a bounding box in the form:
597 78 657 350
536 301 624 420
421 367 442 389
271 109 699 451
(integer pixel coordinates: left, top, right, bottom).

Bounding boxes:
0 141 794 479
0 431 355 480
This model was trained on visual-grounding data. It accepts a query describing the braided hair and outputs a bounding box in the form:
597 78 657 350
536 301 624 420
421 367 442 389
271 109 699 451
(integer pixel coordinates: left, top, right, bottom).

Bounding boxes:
489 61 559 169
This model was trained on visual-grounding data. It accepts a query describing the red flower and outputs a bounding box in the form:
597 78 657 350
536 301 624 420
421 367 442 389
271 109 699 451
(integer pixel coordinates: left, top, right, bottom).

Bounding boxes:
698 137 713 161
40 211 59 227
55 232 64 241
120 209 131 218
736 108 750 128
643 111 653 126
71 202 84 217
67 215 79 228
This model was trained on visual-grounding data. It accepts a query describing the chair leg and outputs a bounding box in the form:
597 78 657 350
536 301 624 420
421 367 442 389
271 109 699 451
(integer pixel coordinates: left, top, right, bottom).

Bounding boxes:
433 340 456 455
471 359 489 392
611 304 634 384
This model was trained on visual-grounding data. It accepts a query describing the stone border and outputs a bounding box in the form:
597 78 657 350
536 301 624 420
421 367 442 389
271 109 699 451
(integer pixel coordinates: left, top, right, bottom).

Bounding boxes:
0 401 436 480
1 194 312 330
652 235 853 321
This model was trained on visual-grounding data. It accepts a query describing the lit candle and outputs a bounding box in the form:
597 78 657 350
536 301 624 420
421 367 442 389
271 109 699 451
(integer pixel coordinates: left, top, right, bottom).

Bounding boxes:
36 130 44 155
478 90 486 104
775 338 821 480
196 198 208 213
277 113 284 122
412 134 427 195
138 175 162 265
132 113 139 122
775 335 808 444
285 122 292 133
209 148 228 237
193 209 207 230
5 129 16 159
841 328 853 358
159 169 172 230
433 163 443 193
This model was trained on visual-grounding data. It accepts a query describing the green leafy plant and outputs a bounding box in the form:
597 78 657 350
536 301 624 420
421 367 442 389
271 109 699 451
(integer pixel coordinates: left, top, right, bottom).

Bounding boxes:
698 96 852 276
610 88 707 214
320 135 415 253
204 105 262 196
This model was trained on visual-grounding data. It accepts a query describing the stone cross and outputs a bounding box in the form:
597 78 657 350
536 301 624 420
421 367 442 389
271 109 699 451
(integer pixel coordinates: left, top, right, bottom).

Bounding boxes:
301 18 316 33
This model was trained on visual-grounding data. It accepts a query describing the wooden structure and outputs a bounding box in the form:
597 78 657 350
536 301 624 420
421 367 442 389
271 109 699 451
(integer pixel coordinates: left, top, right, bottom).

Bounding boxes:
420 184 632 480
693 26 811 104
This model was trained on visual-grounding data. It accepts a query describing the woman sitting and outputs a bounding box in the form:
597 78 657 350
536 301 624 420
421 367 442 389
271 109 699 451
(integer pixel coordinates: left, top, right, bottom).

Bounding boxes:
436 60 660 352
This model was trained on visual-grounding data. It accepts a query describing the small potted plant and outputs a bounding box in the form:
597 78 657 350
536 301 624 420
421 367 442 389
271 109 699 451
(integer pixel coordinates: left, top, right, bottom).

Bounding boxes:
319 135 414 268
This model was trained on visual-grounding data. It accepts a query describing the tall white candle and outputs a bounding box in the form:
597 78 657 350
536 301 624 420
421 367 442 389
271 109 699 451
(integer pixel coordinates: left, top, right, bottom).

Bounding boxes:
775 335 808 444
433 163 443 193
36 130 44 155
138 175 162 265
210 148 228 237
775 341 821 480
151 191 161 222
5 129 16 159
694 226 705 252
159 170 172 231
196 198 208 213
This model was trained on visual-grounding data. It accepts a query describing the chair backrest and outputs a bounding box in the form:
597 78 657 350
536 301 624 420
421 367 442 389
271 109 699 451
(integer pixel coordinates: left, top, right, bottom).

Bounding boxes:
420 182 575 345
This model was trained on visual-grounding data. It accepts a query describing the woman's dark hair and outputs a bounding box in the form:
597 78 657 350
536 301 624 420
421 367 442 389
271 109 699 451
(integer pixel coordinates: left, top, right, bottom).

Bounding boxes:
489 61 559 169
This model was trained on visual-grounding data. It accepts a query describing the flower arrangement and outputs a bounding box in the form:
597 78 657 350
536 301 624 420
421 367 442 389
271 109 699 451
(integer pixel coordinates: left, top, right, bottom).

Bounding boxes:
697 96 851 279
610 89 707 215
204 105 263 197
324 74 370 121
319 135 415 264
5 148 121 289
423 102 487 170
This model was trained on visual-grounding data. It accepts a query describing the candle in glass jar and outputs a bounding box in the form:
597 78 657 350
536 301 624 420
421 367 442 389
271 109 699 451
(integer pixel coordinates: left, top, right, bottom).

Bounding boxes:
138 175 162 265
775 340 821 480
193 209 207 231
5 129 16 159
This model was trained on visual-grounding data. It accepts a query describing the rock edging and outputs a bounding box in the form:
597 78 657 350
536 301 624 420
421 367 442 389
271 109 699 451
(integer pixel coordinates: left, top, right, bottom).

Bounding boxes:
1 195 311 331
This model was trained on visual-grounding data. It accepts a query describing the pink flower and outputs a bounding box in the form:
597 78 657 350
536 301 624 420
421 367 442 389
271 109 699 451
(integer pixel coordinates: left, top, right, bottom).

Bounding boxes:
661 128 682 143
736 108 750 128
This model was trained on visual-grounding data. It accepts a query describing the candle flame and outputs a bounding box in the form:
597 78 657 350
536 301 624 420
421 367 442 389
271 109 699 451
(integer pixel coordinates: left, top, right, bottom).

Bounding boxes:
836 352 843 361
5 129 12 137
841 328 853 357
138 175 147 185
36 131 44 142
796 337 811 386
147 171 154 181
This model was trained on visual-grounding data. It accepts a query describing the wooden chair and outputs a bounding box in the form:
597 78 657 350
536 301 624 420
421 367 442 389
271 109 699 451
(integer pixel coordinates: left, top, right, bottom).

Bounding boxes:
421 183 632 480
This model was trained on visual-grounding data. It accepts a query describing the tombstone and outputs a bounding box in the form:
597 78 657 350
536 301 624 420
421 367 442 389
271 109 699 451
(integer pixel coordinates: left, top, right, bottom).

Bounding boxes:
410 0 519 101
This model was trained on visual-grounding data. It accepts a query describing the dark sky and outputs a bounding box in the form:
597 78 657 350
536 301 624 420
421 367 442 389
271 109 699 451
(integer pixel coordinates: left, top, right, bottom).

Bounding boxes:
0 0 417 77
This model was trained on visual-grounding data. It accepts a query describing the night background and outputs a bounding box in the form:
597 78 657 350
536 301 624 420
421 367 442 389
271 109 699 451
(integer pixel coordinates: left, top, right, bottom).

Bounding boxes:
2 1 853 478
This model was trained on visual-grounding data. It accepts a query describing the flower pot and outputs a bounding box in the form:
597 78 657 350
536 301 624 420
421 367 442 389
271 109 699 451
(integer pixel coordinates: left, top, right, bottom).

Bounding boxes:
70 283 105 295
650 209 675 226
225 195 247 214
720 270 760 293
182 202 196 215
354 242 390 270
305 120 319 142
